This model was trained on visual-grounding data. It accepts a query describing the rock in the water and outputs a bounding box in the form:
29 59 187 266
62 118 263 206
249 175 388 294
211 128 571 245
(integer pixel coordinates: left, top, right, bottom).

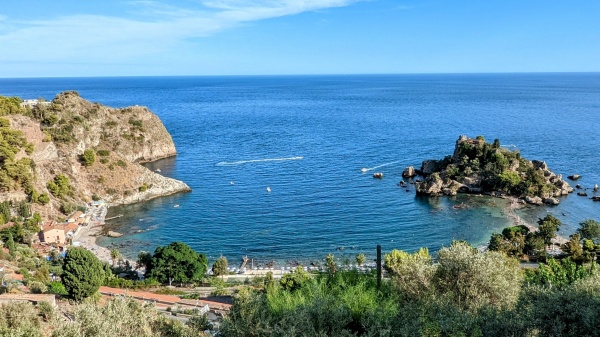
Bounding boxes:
525 196 544 205
107 231 123 238
595 184 599 192
567 174 582 180
576 184 582 189
544 197 560 205
373 172 383 179
415 174 444 196
402 166 416 178
419 160 439 176
577 192 588 197
592 196 600 201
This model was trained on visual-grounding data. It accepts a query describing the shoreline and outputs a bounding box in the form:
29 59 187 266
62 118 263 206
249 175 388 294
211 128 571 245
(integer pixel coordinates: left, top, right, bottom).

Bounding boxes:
72 203 138 268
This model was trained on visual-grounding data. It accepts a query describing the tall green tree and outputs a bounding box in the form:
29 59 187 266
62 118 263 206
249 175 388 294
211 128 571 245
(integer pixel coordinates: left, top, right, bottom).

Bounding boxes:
6 231 16 256
145 242 207 286
62 247 106 301
212 256 228 280
537 214 561 248
577 219 600 242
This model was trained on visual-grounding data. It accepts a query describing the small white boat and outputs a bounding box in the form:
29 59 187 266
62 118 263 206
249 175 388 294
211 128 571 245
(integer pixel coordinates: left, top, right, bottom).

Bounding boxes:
155 168 161 173
361 168 368 173
173 204 180 208
266 187 271 193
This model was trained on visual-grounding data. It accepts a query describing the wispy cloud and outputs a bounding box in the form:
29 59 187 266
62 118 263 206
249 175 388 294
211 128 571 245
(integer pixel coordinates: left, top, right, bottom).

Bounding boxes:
0 0 359 67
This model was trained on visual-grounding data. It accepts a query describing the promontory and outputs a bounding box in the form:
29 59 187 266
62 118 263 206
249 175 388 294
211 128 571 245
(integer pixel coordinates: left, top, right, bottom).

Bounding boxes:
0 92 190 220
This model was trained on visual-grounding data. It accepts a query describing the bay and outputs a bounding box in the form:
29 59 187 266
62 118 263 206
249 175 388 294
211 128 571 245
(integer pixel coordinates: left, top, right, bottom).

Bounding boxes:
1 73 599 264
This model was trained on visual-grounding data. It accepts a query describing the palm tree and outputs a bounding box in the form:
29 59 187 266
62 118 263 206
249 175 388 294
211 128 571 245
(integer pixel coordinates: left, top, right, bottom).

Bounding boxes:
110 249 121 267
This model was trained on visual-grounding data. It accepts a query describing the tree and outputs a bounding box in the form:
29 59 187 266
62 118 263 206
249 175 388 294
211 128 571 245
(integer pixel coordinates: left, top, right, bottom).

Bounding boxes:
212 256 228 280
577 219 600 242
6 232 16 256
537 214 561 248
62 247 106 301
435 241 522 311
325 254 336 274
145 242 207 286
81 149 96 166
562 233 585 263
110 249 121 267
136 251 152 270
384 248 435 301
355 253 365 267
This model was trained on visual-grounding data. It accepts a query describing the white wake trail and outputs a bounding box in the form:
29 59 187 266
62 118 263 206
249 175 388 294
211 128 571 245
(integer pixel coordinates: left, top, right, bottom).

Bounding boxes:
361 160 402 173
217 156 304 166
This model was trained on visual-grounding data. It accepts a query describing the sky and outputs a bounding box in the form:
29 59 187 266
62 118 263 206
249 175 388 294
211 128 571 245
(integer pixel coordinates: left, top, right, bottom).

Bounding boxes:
0 0 599 77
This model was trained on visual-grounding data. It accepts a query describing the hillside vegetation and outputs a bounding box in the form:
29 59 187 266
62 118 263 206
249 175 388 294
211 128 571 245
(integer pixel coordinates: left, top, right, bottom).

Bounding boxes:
0 93 190 222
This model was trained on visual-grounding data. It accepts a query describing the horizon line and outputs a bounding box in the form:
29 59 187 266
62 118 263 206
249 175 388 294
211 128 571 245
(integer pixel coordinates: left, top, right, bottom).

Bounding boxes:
1 71 599 80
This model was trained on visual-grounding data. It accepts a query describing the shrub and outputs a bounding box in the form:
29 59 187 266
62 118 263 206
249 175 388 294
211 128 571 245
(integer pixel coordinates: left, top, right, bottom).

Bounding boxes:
81 149 96 166
96 149 110 157
28 281 48 294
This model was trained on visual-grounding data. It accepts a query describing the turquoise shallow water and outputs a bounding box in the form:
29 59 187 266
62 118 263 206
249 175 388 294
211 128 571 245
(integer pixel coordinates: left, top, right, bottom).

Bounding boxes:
1 74 599 264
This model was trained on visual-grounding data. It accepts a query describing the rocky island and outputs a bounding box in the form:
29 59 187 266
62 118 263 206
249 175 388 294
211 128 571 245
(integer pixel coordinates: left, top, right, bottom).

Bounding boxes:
0 92 190 220
410 135 573 205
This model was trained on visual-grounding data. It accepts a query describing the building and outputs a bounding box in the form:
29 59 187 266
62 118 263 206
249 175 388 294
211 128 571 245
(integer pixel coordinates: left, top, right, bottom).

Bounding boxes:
39 221 65 244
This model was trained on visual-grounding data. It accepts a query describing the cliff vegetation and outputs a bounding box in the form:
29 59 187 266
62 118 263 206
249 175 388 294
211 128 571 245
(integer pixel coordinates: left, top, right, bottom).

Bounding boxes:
0 93 190 222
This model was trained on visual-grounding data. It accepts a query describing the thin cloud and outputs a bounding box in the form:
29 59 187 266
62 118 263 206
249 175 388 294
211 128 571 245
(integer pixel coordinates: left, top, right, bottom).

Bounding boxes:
0 0 360 65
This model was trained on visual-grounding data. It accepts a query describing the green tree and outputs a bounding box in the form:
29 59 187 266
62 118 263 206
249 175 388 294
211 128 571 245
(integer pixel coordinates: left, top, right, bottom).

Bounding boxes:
279 266 311 292
6 232 16 256
435 241 522 311
145 242 208 286
577 219 600 242
81 149 96 166
385 248 435 301
537 214 561 248
212 256 228 280
524 257 594 289
62 247 106 301
136 251 152 270
110 249 121 267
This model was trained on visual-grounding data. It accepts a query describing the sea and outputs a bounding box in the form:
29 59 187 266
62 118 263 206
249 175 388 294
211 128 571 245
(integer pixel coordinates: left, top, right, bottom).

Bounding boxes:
1 73 599 265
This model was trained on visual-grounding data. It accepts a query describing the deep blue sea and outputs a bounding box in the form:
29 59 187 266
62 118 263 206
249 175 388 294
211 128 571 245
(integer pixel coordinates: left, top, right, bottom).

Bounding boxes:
1 74 599 265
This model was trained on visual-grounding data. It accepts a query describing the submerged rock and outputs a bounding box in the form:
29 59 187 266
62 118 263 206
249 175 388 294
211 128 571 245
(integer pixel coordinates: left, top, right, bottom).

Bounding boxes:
567 174 582 180
373 172 383 179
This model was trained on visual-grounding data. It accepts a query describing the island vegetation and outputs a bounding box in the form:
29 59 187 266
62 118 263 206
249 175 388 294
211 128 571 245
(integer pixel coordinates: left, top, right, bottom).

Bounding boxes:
413 135 573 205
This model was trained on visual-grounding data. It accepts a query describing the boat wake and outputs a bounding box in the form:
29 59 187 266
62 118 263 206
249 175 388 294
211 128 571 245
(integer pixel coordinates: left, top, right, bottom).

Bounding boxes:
217 156 304 166
361 160 402 173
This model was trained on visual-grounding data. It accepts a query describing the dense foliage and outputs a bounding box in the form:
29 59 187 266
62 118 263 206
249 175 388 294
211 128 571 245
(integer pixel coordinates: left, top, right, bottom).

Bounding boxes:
427 136 562 198
145 242 208 286
62 247 107 301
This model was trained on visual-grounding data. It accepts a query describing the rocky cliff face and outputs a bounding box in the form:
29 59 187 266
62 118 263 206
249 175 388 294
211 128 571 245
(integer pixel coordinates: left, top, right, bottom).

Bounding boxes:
1 93 190 220
414 135 573 204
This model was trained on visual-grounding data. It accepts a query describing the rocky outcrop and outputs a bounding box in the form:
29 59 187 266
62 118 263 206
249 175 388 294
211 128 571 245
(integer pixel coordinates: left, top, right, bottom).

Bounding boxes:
577 192 588 197
414 135 573 203
402 166 416 178
419 160 440 176
544 197 560 205
373 172 383 179
567 174 581 180
1 93 190 220
526 196 543 205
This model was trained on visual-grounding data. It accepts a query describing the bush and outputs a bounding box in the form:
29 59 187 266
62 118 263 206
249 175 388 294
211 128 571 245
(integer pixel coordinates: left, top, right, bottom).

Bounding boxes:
116 160 127 168
96 149 110 156
28 281 48 294
47 281 68 296
81 149 96 166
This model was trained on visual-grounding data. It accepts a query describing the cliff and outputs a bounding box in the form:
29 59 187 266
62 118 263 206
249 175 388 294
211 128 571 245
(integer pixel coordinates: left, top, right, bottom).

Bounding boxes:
0 92 190 220
413 135 573 205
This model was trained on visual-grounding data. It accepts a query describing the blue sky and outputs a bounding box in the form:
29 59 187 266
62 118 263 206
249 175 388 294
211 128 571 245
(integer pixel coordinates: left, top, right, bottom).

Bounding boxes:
1 0 599 77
